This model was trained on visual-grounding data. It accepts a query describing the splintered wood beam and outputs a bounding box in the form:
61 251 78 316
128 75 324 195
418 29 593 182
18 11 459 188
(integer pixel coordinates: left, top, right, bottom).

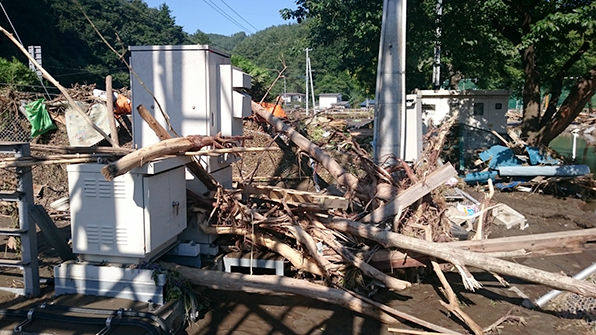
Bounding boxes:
361 163 457 223
240 184 349 210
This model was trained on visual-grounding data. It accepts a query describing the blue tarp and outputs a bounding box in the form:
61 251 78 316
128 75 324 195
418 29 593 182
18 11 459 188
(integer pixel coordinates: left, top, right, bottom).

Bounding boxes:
524 146 561 165
478 145 522 169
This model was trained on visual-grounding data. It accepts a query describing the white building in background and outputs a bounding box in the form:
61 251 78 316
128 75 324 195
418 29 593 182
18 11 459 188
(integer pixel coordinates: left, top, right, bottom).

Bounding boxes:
319 93 343 109
281 93 306 104
418 90 510 133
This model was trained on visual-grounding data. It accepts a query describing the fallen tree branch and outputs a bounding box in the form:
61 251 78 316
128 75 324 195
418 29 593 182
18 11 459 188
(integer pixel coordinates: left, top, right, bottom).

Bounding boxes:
199 223 324 276
323 217 596 298
311 219 411 291
101 135 246 181
252 101 396 201
136 104 218 190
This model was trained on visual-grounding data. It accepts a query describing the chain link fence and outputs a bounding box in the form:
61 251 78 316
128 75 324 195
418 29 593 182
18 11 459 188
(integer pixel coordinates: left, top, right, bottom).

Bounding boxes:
0 107 31 142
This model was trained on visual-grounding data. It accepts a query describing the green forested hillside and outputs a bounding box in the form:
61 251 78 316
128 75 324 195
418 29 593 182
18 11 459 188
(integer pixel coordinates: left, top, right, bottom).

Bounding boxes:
0 0 366 102
0 0 189 87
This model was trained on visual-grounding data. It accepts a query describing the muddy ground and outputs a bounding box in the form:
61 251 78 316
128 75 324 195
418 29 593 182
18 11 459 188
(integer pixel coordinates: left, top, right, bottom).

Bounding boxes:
0 117 596 334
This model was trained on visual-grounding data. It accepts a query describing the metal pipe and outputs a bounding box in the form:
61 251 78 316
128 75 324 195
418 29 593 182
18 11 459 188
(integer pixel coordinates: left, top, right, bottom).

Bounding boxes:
535 262 596 308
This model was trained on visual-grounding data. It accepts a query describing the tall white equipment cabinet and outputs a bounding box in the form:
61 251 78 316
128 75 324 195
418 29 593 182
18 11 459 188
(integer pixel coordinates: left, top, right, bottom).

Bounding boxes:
67 158 189 263
129 45 252 191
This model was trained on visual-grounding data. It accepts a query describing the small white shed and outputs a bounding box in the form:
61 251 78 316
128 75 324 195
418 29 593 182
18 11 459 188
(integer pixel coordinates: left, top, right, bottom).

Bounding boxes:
319 93 343 109
418 90 510 133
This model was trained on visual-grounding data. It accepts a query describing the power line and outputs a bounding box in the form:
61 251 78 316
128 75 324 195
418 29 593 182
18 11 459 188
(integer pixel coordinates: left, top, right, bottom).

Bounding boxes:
203 0 254 34
0 1 52 99
220 0 259 32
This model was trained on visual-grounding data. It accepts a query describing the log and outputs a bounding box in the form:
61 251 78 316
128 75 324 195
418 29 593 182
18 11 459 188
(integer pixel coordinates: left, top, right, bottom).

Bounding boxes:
158 262 458 332
0 26 117 147
311 220 411 291
136 104 217 190
324 217 596 298
199 224 324 276
287 223 333 276
137 104 173 140
252 101 397 201
361 163 457 223
101 136 209 181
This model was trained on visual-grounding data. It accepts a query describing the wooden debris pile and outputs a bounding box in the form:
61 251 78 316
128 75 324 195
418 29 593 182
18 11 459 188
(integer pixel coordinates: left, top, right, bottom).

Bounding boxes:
144 102 596 334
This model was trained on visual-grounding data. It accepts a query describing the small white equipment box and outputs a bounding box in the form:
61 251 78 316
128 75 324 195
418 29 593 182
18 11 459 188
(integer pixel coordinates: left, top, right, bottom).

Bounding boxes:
67 157 188 263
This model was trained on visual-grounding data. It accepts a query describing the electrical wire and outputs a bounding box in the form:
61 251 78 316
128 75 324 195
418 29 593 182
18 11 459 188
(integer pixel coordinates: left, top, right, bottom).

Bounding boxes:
0 1 52 100
203 0 254 34
219 0 259 32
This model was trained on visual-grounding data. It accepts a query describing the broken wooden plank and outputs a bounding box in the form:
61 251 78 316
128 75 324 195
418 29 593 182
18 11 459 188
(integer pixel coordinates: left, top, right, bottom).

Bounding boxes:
241 184 349 210
451 227 596 256
325 217 596 298
361 163 457 223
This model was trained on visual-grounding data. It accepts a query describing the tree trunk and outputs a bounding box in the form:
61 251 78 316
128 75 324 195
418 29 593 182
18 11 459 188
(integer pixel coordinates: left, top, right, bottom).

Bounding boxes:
158 263 462 333
251 101 397 201
538 65 596 144
324 217 596 298
520 43 542 143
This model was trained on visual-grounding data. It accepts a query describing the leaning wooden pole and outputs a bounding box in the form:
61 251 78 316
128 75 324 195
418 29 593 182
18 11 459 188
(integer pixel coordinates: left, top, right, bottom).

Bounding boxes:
324 217 596 298
0 25 117 147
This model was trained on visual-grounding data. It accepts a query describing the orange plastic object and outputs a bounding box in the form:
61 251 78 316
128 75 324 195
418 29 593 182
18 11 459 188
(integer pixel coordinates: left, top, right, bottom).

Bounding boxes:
260 102 287 118
115 94 132 115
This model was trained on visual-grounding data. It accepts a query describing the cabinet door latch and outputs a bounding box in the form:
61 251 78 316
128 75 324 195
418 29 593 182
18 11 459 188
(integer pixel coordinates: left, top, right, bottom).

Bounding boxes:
172 201 180 216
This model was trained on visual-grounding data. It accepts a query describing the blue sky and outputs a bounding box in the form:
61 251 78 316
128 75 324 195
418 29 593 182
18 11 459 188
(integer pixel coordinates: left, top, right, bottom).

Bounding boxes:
143 0 298 36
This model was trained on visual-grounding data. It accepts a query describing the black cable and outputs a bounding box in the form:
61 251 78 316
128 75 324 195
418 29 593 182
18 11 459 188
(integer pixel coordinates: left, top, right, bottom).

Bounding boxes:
39 304 170 334
0 309 163 335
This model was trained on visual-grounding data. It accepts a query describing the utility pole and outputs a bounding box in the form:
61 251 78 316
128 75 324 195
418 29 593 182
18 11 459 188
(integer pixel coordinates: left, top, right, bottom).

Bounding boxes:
373 0 407 165
308 57 316 111
305 48 312 115
432 0 443 90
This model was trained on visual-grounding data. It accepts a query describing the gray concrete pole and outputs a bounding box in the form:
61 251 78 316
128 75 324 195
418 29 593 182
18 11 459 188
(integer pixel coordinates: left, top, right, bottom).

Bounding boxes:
373 0 407 165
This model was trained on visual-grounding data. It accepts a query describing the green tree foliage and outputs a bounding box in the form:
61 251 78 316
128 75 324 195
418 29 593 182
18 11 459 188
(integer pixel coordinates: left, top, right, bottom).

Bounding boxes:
232 23 367 103
0 57 38 89
0 0 189 87
231 54 271 101
283 0 596 144
188 30 211 45
207 32 247 52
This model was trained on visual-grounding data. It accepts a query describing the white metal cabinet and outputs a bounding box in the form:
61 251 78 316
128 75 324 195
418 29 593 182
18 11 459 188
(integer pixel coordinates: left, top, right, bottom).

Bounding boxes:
67 158 187 263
